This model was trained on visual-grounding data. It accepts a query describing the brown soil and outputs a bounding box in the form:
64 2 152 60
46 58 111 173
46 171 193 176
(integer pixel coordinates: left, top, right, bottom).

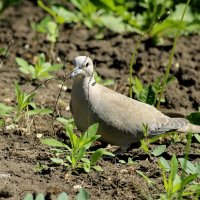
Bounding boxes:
0 1 200 200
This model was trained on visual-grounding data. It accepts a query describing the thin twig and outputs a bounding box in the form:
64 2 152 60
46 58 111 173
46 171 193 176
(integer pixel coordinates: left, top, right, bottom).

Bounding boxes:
0 37 14 67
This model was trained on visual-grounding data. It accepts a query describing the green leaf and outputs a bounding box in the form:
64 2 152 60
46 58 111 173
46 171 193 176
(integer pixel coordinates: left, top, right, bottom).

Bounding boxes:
0 119 5 128
128 157 134 165
168 155 178 195
50 158 64 165
76 188 90 200
38 53 45 65
76 148 87 163
15 82 36 114
159 157 170 172
172 174 181 193
100 14 134 33
0 47 6 56
139 85 156 105
65 125 75 148
103 79 114 86
35 193 45 200
57 117 69 124
91 148 114 165
92 165 103 171
119 159 126 164
83 161 90 173
46 21 58 42
23 193 33 200
27 108 53 116
187 112 200 125
179 158 198 175
133 76 143 98
166 76 176 85
0 103 13 116
183 184 200 196
90 0 115 11
136 170 155 185
58 192 69 200
31 16 52 33
172 4 194 23
140 140 150 154
41 138 66 147
194 134 200 143
152 145 166 156
45 63 63 72
181 174 198 189
16 57 29 69
52 6 77 23
85 123 99 137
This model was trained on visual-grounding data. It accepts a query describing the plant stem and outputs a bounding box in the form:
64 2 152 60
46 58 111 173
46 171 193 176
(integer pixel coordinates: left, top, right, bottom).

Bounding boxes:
178 133 192 199
129 34 145 98
156 0 191 109
129 21 157 98
50 42 55 62
37 0 57 21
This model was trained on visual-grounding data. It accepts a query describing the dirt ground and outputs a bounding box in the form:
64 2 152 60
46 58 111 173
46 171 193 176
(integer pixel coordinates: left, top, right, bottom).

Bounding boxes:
0 1 200 200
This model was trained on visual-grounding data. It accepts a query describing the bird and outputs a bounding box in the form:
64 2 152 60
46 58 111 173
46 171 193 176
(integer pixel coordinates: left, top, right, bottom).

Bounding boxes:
70 56 200 153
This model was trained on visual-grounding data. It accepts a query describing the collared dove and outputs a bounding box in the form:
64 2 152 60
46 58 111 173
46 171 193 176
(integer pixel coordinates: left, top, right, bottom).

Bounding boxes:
70 56 200 152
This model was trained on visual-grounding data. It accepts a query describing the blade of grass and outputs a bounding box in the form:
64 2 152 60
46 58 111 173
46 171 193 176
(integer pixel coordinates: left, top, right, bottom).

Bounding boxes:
156 0 191 108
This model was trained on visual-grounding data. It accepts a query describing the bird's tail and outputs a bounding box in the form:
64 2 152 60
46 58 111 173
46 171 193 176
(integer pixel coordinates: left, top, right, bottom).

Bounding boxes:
178 123 200 134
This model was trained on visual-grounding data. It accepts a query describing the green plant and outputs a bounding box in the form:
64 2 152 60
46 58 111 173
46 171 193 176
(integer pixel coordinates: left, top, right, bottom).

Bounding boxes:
14 83 52 120
178 158 200 178
140 123 151 154
94 72 114 86
37 0 135 37
16 53 63 80
133 75 175 106
140 139 167 157
139 124 169 157
15 82 36 119
0 102 13 116
23 188 89 200
0 102 13 128
186 110 200 143
118 157 135 165
136 170 155 186
42 123 113 172
56 117 75 129
158 155 200 199
0 83 52 124
0 47 6 56
151 145 166 157
130 1 200 40
31 16 59 44
187 111 200 126
36 0 66 59
156 0 191 108
34 163 48 173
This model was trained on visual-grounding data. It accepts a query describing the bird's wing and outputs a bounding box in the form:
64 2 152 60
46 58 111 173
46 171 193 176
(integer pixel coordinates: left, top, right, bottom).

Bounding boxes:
91 85 187 136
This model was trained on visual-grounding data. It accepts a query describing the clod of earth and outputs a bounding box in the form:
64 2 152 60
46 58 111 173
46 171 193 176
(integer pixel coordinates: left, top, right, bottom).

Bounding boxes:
70 56 200 154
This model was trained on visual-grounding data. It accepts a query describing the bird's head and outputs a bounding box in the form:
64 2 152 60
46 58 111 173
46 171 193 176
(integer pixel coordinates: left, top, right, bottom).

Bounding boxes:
70 56 94 79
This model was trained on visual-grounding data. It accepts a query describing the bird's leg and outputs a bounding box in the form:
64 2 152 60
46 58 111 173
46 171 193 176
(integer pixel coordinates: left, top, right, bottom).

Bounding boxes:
103 141 142 160
113 146 129 156
90 141 108 151
103 145 130 160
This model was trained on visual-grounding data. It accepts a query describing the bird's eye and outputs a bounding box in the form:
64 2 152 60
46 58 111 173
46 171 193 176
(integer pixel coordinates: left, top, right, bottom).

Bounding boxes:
85 63 89 67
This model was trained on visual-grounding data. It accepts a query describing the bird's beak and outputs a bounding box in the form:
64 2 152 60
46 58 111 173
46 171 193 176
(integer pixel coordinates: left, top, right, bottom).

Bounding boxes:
70 67 81 79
